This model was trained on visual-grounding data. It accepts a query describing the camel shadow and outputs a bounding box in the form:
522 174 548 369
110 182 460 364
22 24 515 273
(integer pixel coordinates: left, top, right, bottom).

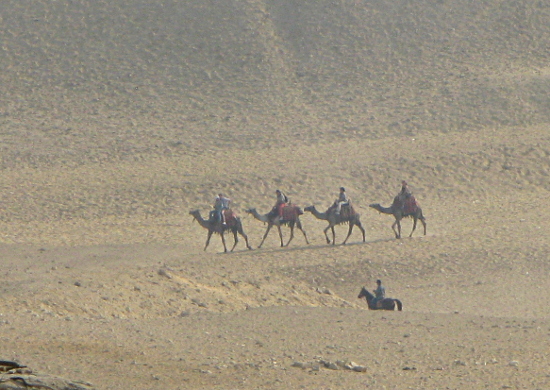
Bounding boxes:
221 236 399 256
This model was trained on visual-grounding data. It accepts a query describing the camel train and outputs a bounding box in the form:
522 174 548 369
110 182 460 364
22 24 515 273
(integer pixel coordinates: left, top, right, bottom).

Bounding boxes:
191 186 426 251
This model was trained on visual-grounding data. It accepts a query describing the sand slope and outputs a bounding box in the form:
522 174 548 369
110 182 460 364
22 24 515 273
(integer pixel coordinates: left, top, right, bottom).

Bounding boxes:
1 1 550 389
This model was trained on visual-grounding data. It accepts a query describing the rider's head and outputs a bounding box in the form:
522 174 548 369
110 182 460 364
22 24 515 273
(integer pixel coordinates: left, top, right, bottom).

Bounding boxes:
275 189 281 194
376 279 382 285
340 187 345 192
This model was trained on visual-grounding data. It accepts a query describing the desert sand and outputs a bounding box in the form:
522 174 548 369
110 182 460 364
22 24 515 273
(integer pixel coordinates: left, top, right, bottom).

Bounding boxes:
1 0 550 389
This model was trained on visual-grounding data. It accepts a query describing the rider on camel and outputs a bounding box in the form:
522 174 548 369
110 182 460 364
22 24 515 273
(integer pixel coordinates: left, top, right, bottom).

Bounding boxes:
335 187 350 215
274 189 289 221
371 279 385 308
396 181 412 211
213 193 231 225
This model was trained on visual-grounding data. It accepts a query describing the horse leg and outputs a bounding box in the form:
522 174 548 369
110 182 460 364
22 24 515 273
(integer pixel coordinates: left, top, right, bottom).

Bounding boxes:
258 224 272 248
296 220 309 244
204 230 213 251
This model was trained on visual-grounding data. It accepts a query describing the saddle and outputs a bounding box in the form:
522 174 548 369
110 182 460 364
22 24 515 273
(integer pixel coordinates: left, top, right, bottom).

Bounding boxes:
210 209 237 225
393 195 418 214
271 204 302 221
223 209 237 225
327 203 355 218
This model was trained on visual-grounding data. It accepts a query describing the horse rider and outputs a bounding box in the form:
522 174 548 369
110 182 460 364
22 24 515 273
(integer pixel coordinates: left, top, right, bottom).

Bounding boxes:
396 181 412 210
334 187 350 215
274 189 289 221
371 279 385 308
213 193 231 225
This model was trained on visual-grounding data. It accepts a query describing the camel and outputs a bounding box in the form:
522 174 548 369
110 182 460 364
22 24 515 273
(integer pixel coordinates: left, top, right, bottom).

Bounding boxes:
245 205 309 248
369 196 426 239
189 209 252 252
303 204 365 245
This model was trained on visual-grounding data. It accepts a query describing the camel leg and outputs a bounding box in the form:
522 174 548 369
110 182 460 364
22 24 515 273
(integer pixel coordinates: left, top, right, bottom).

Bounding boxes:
421 218 427 235
297 220 309 245
239 228 253 250
230 230 239 252
409 217 418 237
258 225 273 248
356 221 366 242
392 219 401 239
277 224 285 247
330 226 336 245
220 232 228 253
204 230 214 251
323 226 332 244
342 224 354 245
285 225 294 247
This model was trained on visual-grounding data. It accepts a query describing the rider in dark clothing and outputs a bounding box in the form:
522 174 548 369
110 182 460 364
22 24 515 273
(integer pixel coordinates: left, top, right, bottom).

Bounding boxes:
371 279 385 308
396 181 412 211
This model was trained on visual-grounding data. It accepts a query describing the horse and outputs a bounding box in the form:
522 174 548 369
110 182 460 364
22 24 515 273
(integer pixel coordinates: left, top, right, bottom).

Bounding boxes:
357 286 403 311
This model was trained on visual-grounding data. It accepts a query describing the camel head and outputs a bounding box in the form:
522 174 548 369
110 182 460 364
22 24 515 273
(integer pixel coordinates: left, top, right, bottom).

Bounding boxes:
303 205 315 213
369 203 392 215
189 210 201 221
244 208 256 215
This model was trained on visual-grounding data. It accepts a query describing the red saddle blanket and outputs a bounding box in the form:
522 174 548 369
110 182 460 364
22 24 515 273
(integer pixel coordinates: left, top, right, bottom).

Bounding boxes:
398 197 418 214
392 196 418 214
404 196 419 214
223 209 237 224
281 205 303 220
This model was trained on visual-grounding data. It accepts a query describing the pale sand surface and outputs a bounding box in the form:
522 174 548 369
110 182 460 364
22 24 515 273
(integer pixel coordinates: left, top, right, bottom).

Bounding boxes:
1 1 550 389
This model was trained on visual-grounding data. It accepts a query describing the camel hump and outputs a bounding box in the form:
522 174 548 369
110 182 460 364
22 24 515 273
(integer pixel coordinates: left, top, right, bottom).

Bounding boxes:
327 203 356 218
342 204 356 217
223 209 238 223
282 204 302 219
393 195 419 214
404 196 418 213
392 195 402 209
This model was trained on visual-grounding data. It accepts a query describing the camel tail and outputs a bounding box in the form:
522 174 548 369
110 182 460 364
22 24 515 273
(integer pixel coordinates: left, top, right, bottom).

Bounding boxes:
395 299 403 311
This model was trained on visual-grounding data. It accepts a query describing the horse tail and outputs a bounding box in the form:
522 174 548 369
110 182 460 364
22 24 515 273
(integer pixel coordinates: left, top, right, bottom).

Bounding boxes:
395 299 403 311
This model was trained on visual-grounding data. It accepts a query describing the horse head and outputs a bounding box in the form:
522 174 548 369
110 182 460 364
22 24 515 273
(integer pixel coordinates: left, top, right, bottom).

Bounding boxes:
357 286 373 301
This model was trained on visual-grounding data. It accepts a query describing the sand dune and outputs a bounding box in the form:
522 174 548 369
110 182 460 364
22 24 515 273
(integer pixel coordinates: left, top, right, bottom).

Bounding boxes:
1 1 550 389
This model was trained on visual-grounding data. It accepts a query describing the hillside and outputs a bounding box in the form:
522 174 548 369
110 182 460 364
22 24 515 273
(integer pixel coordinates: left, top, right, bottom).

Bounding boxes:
1 1 550 390
1 0 549 167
